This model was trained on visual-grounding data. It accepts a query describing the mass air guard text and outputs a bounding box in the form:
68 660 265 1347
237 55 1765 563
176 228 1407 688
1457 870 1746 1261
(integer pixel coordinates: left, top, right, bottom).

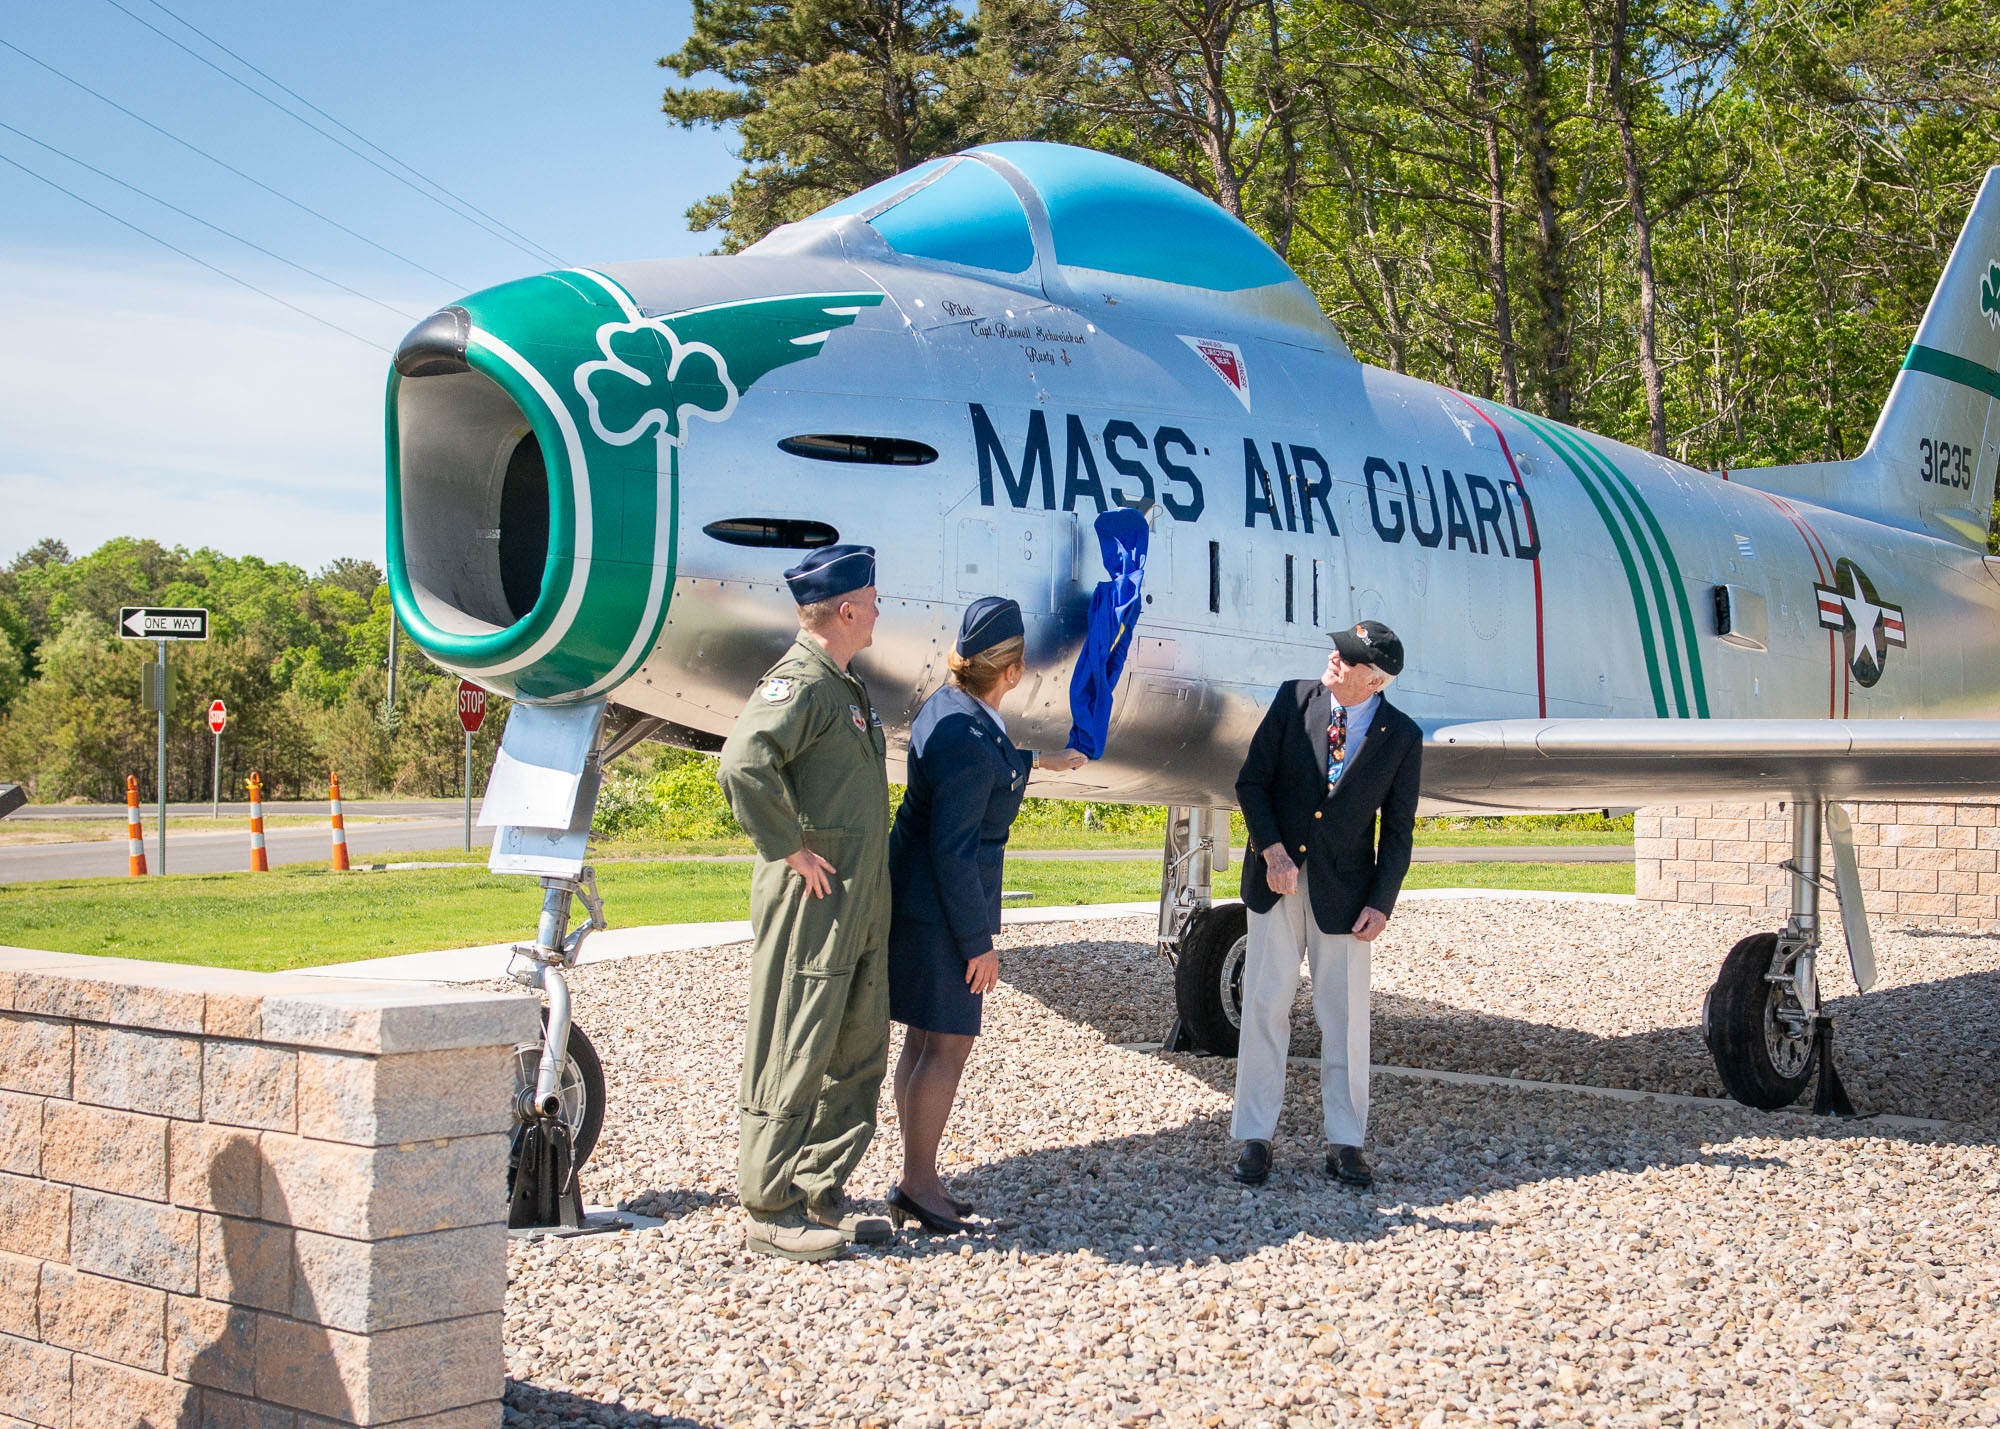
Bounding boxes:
967 405 1543 561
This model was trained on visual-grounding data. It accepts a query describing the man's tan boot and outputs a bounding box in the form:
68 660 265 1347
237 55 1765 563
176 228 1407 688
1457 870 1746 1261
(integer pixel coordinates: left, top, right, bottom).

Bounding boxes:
744 1212 846 1262
807 1188 894 1246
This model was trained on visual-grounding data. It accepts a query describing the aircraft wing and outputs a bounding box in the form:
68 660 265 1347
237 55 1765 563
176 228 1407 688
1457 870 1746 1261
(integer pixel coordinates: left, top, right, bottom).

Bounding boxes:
1424 719 2000 813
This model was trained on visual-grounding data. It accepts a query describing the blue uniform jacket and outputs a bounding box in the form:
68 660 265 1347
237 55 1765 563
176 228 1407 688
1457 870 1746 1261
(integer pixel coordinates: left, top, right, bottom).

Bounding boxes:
889 686 1034 960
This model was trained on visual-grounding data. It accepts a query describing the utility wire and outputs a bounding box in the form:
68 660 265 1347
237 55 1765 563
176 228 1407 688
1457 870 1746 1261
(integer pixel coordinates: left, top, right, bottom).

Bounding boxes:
0 119 420 321
137 0 566 267
0 36 468 290
0 149 387 352
101 0 567 267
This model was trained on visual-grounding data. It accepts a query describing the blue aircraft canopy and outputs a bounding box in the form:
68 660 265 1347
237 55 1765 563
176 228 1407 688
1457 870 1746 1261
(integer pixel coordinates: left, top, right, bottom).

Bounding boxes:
806 143 1302 294
816 158 1036 275
972 142 1298 293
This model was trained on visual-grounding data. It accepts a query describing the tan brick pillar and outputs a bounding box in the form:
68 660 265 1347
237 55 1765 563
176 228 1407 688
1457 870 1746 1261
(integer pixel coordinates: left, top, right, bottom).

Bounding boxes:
0 947 538 1428
1636 800 2000 933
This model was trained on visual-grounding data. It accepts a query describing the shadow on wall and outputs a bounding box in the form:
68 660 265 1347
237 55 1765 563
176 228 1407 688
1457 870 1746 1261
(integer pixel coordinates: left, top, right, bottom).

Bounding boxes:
169 1135 354 1428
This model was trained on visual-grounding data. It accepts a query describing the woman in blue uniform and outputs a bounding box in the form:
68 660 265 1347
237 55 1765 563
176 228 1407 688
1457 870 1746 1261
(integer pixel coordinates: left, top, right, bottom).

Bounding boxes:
886 597 1086 1232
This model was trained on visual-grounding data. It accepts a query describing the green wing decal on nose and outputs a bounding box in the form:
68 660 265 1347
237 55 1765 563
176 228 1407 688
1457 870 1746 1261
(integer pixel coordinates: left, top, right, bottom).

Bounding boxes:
387 270 886 704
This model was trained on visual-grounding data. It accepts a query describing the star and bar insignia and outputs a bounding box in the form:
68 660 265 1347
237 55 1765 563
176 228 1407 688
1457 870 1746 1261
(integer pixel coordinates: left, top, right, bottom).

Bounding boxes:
1815 558 1906 688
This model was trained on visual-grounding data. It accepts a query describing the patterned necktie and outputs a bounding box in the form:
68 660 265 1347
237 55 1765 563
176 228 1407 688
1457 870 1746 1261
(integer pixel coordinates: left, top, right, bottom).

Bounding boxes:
1328 703 1348 790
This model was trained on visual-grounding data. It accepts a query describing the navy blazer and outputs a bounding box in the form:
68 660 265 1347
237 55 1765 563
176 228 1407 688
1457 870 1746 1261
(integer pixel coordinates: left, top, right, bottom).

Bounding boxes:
889 687 1033 959
1235 680 1422 935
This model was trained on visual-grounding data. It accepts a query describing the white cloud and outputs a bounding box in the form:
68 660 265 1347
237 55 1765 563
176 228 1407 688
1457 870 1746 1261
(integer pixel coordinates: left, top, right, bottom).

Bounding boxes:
0 247 424 569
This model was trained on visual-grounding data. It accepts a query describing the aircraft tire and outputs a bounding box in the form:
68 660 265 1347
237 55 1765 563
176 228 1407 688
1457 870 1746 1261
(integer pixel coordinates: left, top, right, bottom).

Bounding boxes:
1176 902 1249 1057
508 1015 607 1183
1703 932 1814 1109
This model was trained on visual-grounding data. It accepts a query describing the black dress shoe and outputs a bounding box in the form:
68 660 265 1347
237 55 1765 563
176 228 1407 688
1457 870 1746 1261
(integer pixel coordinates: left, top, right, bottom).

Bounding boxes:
886 1183 978 1235
1233 1140 1271 1185
1327 1145 1373 1187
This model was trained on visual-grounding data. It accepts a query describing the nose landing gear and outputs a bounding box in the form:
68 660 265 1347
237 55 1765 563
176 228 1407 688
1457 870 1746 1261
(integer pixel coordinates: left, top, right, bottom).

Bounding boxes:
505 868 623 1235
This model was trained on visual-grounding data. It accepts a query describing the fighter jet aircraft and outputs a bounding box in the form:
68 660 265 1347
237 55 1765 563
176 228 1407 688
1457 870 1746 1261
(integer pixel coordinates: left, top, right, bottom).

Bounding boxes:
386 142 2000 1178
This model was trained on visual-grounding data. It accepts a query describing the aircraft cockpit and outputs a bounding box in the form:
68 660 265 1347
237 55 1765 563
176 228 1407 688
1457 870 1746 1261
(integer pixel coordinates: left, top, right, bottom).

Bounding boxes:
785 141 1345 348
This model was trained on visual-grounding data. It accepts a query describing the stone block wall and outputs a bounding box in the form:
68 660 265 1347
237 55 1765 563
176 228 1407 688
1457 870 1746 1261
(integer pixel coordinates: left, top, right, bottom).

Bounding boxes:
0 946 539 1428
1635 801 2000 931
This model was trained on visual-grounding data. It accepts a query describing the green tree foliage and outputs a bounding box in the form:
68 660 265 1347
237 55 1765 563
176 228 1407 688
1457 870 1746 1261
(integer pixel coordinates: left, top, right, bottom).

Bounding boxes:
668 0 2000 477
0 541 504 803
660 0 1087 248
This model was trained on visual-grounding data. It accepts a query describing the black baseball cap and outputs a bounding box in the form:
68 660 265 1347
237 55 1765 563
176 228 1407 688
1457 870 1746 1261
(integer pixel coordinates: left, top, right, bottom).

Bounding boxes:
1330 620 1404 677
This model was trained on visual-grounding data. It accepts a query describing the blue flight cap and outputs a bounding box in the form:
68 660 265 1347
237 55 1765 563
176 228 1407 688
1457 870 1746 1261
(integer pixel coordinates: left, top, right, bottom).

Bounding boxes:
784 545 876 605
957 596 1025 657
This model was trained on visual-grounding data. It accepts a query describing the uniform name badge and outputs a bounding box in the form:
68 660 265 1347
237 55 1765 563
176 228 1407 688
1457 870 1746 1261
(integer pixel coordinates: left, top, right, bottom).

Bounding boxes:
760 677 795 704
849 703 867 732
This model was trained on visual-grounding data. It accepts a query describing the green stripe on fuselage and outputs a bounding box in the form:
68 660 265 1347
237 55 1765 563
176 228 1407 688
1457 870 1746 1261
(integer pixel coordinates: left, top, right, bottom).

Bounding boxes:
1505 408 1670 716
1546 425 1710 719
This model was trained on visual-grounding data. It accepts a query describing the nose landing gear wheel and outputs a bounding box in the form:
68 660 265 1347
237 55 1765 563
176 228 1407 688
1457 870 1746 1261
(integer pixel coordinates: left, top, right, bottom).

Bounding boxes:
508 1013 606 1190
1704 932 1815 1109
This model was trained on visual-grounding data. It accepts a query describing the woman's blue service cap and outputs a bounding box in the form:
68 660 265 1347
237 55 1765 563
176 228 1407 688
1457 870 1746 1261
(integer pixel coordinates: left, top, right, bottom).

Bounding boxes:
784 545 876 605
957 596 1024 657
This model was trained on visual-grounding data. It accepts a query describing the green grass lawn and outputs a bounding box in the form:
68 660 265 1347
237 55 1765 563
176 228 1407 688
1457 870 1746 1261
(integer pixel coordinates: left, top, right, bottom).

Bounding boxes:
2 854 1632 973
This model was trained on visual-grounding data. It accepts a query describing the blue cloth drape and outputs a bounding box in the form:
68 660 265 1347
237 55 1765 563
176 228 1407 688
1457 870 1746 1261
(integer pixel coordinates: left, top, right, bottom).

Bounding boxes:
1065 508 1150 757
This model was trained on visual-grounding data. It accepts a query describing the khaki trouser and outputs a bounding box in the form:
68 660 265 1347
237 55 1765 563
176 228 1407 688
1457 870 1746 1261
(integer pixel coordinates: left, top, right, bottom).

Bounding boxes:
737 848 890 1220
1229 869 1372 1147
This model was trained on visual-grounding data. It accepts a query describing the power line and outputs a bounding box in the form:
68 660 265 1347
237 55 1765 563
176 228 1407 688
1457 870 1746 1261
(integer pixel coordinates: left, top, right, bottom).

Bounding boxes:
0 36 468 290
100 0 567 268
0 149 388 352
0 118 421 322
137 0 567 268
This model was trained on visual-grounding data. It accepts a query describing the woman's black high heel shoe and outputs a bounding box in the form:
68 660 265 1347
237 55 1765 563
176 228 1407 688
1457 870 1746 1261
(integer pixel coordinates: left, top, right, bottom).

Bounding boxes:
887 1183 978 1235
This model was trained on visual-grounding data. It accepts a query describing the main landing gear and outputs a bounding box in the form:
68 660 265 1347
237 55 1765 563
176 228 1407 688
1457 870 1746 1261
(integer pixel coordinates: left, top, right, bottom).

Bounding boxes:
1157 806 1248 1057
1154 797 1875 1117
1702 798 1875 1116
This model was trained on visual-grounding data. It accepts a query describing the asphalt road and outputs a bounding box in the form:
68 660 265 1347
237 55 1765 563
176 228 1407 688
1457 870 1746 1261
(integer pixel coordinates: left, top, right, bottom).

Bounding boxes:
0 830 1630 885
0 819 487 883
6 799 469 820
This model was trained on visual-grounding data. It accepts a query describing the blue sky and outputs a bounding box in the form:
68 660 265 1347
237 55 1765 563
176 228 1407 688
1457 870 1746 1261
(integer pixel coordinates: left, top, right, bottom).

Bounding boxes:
0 0 738 571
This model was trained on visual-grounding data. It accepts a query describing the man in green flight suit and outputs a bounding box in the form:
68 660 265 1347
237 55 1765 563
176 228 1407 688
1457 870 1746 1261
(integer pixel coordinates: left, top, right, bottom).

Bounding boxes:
717 544 896 1261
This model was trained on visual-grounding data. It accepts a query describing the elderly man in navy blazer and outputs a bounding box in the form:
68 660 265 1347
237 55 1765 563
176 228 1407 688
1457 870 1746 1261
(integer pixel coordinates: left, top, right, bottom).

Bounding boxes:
1230 620 1422 1189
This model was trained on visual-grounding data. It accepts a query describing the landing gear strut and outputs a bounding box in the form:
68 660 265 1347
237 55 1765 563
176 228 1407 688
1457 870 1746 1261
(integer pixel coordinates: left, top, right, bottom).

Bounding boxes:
1157 806 1246 1056
1702 798 1865 1116
506 867 619 1232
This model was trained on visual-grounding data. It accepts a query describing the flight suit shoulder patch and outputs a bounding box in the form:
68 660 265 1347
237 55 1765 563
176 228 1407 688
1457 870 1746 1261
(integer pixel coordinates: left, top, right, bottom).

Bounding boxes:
759 676 796 704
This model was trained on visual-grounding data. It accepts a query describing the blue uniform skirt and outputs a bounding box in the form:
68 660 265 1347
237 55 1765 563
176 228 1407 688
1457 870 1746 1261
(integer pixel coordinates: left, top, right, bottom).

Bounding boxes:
887 916 984 1036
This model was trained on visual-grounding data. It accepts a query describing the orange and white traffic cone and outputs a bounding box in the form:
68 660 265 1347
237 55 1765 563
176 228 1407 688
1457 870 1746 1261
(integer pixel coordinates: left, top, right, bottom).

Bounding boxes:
126 774 148 876
247 771 269 872
329 771 350 872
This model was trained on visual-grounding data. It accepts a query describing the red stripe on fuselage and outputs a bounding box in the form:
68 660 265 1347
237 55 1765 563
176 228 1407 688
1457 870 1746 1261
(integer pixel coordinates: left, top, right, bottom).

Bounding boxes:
1760 492 1841 717
1458 395 1546 717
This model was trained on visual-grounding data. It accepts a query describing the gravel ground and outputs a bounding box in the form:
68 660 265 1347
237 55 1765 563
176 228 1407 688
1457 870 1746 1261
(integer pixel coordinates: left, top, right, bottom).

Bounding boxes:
500 898 2000 1427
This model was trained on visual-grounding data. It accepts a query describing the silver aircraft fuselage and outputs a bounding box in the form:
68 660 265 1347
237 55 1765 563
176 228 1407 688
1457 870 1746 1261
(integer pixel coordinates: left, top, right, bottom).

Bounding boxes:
386 146 2000 813
598 260 2000 810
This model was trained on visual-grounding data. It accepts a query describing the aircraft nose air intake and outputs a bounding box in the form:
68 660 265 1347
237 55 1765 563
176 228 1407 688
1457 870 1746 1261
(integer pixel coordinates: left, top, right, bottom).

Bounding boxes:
384 272 679 704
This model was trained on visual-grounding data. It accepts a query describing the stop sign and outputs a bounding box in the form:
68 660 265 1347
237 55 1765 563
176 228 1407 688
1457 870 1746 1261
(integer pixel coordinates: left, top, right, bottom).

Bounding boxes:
456 679 487 733
207 700 227 734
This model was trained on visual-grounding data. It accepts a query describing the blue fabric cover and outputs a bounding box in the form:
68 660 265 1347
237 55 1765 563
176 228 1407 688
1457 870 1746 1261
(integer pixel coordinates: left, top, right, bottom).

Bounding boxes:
1065 508 1149 757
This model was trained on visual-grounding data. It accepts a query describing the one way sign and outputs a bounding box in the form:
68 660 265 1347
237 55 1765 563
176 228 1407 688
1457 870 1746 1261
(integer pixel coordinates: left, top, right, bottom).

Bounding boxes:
119 607 210 641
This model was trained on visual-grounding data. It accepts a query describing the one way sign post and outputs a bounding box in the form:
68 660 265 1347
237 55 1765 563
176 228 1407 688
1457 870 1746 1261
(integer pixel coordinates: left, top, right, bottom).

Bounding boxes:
120 607 209 641
120 607 210 875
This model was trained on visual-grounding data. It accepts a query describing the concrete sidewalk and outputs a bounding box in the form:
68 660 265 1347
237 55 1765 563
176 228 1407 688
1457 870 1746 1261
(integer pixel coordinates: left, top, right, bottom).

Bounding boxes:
296 890 1636 984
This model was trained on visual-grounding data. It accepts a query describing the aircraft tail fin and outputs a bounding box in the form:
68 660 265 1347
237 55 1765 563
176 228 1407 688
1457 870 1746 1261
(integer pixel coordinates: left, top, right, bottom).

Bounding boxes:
1729 168 2000 549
